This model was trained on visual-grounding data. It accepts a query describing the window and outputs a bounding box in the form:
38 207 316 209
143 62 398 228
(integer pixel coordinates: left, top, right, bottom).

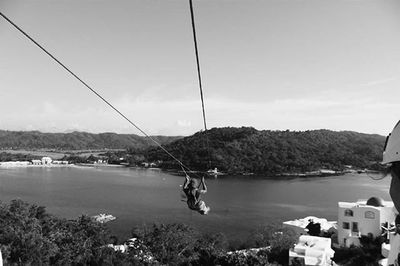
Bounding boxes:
365 211 375 219
344 209 353 217
352 222 359 232
343 222 350 229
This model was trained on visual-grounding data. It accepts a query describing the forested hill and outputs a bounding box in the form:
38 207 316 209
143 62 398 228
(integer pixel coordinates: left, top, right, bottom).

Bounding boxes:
146 127 386 175
0 130 181 150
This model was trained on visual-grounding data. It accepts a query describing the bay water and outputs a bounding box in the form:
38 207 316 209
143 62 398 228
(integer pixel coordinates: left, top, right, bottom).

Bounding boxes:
0 166 391 241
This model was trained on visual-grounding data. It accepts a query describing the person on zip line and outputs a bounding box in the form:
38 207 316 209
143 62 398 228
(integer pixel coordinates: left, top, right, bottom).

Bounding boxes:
182 175 210 215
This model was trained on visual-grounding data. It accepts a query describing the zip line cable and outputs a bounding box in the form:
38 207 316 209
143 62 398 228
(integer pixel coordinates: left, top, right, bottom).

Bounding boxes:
188 0 212 170
0 10 199 176
189 0 207 132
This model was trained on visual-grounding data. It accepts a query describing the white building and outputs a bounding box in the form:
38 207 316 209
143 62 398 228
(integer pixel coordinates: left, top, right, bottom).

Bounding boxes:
52 160 69 165
338 197 395 247
0 161 30 167
41 157 52 165
289 235 335 266
31 159 42 165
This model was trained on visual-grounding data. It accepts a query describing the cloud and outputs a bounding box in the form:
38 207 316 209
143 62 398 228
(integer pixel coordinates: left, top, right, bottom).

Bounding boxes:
201 93 398 135
177 120 192 128
360 77 397 87
129 83 199 103
2 81 399 136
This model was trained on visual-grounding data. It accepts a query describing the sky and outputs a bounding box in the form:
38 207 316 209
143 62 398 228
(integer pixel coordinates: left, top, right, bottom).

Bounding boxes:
1 0 400 136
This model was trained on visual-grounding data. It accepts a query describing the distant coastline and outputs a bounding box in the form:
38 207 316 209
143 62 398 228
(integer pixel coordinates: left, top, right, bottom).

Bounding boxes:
0 161 377 179
75 163 126 168
0 163 74 169
0 128 385 178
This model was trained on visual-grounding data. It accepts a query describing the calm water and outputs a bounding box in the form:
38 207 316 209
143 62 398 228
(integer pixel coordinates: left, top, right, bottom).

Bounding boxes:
0 166 391 241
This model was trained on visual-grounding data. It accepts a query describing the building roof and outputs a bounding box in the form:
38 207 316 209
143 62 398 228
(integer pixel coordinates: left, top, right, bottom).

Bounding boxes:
339 199 394 208
290 235 335 266
366 197 385 207
283 216 337 232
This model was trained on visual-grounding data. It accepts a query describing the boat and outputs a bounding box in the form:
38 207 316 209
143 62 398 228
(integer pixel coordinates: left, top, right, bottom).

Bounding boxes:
206 167 225 176
242 172 254 176
93 213 116 223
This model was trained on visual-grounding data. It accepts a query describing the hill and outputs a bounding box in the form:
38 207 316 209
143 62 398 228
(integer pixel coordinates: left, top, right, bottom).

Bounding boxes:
145 127 386 175
0 130 181 150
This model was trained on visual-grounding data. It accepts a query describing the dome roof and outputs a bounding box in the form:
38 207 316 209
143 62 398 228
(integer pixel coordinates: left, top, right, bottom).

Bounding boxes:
366 197 385 207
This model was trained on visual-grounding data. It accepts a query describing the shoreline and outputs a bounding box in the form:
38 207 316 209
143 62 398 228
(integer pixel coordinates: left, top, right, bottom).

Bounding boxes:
0 163 128 169
0 163 377 180
75 163 127 168
0 164 75 169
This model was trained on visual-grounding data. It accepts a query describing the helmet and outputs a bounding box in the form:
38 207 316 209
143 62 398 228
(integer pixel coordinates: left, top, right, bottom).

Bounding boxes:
382 121 400 164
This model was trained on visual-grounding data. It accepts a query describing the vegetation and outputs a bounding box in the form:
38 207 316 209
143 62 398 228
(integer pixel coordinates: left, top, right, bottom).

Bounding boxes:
333 235 385 266
0 152 41 162
0 199 113 265
0 130 180 150
145 127 385 175
0 199 299 265
244 224 299 265
0 127 386 176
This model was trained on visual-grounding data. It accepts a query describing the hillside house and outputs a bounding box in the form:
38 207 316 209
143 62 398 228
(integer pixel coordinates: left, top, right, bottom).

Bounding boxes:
52 160 69 165
0 161 30 167
337 197 395 247
41 157 52 165
289 235 335 266
31 159 42 165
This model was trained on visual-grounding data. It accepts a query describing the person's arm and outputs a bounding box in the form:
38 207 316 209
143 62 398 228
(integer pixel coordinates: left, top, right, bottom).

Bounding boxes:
183 175 190 190
199 176 207 194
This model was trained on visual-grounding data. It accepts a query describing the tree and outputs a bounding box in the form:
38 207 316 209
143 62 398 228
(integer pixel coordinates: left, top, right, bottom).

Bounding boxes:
0 199 58 265
146 127 385 175
138 223 200 265
193 233 229 265
49 215 113 265
305 220 321 236
216 250 272 266
246 224 299 265
0 199 114 265
333 235 384 266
